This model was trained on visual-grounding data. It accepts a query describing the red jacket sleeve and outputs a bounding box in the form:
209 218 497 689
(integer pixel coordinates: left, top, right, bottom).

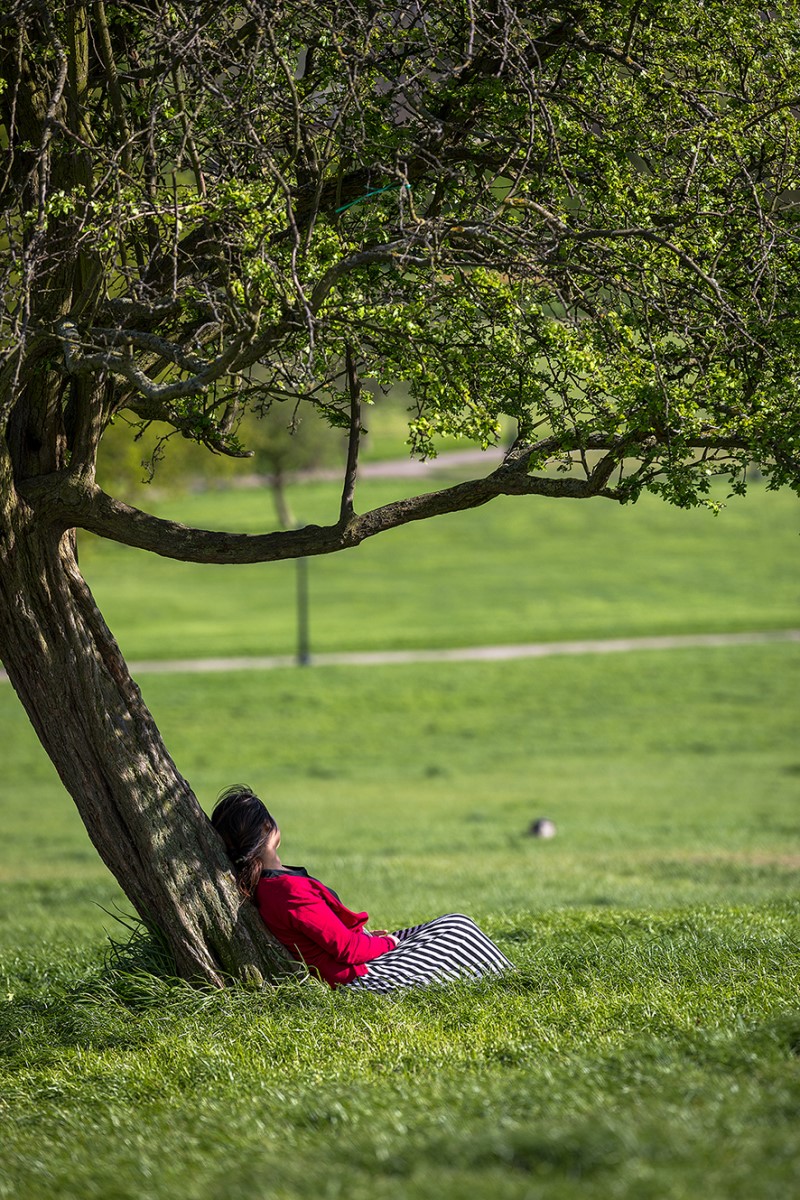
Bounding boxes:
285 892 395 964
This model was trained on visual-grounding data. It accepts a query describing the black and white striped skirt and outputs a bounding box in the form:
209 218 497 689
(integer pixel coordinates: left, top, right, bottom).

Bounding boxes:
342 913 514 994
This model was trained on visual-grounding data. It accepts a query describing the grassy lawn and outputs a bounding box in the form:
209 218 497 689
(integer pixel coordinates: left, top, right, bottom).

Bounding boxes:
75 477 799 661
1 640 799 1198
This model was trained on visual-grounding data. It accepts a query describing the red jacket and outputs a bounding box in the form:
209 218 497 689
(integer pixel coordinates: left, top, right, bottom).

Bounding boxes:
255 869 395 987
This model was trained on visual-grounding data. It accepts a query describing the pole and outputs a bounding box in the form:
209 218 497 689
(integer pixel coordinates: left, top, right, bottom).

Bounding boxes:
296 554 310 666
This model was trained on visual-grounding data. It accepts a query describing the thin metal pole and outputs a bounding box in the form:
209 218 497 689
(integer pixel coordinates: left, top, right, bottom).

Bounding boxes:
296 554 310 666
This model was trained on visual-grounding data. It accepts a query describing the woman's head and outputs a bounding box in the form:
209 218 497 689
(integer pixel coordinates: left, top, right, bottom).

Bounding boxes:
211 785 277 896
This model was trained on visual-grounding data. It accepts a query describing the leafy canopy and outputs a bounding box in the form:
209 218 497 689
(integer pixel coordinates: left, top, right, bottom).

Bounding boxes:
2 1 799 519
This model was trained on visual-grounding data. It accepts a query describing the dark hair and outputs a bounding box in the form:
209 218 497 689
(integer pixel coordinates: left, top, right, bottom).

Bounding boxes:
211 785 277 897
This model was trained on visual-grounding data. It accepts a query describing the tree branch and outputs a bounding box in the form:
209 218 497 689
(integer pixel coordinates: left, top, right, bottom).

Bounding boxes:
92 0 132 172
281 17 579 238
18 436 648 566
308 244 422 313
59 243 413 415
58 317 255 403
340 344 361 523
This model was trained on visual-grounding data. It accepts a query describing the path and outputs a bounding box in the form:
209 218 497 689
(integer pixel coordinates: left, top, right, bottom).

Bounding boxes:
3 629 795 684
231 446 503 489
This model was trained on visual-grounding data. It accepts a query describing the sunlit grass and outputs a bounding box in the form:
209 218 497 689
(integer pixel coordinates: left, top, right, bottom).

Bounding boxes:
1 902 798 1200
75 477 799 661
1 471 798 1198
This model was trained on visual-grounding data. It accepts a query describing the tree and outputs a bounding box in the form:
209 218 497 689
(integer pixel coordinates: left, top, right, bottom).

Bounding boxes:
96 401 342 517
1 1 798 985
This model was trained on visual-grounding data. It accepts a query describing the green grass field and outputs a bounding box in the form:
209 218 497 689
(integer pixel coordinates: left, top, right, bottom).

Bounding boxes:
76 476 799 661
1 476 798 1199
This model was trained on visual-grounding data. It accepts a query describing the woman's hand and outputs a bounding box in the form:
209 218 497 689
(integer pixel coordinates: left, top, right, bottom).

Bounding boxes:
370 931 399 948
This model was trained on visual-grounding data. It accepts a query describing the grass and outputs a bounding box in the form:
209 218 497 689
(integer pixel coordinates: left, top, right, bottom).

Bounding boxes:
1 638 799 1198
1 462 798 1198
2 910 799 1200
75 476 799 661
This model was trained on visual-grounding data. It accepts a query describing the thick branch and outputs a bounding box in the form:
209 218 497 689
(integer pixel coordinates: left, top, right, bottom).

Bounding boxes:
20 426 753 564
19 440 630 565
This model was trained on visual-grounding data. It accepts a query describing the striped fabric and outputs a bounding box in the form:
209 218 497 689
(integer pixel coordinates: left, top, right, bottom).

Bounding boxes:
342 913 514 994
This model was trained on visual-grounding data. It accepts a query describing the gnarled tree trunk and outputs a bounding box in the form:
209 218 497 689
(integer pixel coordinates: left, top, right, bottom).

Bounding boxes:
0 475 295 986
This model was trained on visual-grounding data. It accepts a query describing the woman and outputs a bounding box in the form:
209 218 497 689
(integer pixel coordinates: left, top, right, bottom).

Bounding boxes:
211 785 514 993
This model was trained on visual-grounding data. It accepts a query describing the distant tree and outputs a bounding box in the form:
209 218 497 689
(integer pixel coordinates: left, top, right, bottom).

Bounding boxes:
96 402 341 516
1 1 798 984
241 405 343 528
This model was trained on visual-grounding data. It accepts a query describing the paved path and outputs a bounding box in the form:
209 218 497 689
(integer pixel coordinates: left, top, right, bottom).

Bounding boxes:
3 630 794 684
231 447 505 489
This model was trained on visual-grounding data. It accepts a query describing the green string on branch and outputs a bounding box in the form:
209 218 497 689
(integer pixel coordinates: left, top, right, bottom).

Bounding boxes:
335 182 411 214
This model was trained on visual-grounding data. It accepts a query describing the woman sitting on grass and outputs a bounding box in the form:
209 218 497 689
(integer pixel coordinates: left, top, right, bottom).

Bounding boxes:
211 785 514 993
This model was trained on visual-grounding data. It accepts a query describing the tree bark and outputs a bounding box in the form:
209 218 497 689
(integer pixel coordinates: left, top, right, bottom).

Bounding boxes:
0 487 298 987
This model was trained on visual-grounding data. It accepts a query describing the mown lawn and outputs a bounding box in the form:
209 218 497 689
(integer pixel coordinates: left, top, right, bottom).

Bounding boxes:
75 477 799 661
1 638 798 1199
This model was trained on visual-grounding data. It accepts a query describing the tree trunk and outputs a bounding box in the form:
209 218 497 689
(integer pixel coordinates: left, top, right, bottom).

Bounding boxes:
0 489 297 987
